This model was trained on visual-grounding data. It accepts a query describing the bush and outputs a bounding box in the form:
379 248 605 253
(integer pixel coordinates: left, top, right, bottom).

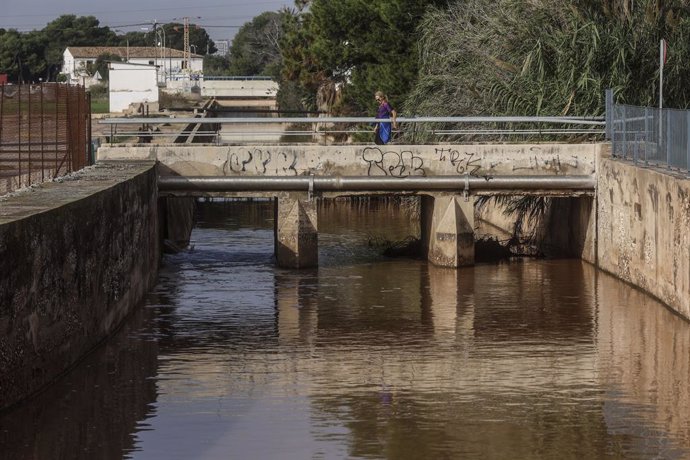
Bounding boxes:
88 83 108 99
159 91 195 109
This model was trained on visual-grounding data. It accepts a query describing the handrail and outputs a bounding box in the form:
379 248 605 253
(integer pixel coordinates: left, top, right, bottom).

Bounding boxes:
202 76 275 81
99 115 605 145
101 116 605 126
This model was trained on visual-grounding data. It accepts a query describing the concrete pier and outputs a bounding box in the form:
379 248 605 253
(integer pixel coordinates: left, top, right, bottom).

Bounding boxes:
274 193 318 268
158 197 196 252
421 194 475 268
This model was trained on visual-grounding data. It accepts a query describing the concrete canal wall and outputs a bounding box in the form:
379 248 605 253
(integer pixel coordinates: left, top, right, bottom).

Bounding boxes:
0 162 159 410
596 155 690 319
477 146 690 320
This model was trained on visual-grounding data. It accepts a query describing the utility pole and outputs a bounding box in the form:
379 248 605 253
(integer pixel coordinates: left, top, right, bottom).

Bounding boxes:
152 21 158 66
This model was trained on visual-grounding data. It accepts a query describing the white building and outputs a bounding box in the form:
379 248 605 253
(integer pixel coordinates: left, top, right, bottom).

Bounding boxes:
62 47 204 85
214 40 230 56
108 62 158 113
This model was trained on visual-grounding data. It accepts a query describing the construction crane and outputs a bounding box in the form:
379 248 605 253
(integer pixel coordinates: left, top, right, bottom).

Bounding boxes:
183 17 190 72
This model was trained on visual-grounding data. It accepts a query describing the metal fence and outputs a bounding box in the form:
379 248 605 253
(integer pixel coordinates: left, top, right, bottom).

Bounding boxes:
608 90 690 172
0 83 92 195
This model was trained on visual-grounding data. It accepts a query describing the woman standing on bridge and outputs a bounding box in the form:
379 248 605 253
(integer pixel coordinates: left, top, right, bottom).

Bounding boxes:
374 91 398 145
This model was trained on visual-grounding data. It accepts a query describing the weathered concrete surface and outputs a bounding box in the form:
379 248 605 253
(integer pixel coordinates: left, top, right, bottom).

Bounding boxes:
477 196 596 261
158 197 195 252
542 196 596 263
97 143 598 178
0 168 58 196
597 154 690 319
274 193 318 268
421 194 475 267
0 161 159 409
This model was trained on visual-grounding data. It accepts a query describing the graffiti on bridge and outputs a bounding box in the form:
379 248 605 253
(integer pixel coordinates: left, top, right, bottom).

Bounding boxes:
224 148 299 176
511 155 578 173
435 148 482 176
362 147 426 177
219 145 585 178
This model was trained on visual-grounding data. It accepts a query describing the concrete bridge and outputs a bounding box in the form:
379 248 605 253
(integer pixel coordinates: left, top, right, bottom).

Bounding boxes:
98 142 602 269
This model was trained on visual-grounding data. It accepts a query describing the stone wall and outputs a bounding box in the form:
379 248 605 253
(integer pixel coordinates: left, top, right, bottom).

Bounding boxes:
0 162 159 409
597 155 690 319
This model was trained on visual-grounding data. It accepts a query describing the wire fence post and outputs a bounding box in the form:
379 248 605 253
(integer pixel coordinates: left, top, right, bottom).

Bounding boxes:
686 111 690 176
17 84 22 188
644 107 650 165
605 88 613 140
622 105 627 160
0 84 4 174
611 107 617 156
666 109 671 170
87 91 93 165
40 83 45 181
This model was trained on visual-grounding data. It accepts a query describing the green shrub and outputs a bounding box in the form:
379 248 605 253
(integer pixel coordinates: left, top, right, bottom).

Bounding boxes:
88 83 108 99
159 91 194 109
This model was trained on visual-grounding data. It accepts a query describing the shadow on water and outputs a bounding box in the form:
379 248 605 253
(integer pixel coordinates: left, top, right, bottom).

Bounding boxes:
0 306 159 460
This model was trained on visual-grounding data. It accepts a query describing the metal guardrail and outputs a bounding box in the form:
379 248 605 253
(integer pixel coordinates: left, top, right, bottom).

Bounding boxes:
100 115 605 145
102 116 605 125
202 76 275 81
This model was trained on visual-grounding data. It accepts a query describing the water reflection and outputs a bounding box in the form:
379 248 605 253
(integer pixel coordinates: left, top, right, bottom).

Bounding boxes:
1 200 690 459
596 269 690 458
0 307 158 460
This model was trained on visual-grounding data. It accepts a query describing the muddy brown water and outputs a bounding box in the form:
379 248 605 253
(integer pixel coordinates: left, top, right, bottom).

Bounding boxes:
2 199 690 459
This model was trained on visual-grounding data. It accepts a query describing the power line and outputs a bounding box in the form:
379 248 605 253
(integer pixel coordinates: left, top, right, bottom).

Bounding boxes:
0 1 292 19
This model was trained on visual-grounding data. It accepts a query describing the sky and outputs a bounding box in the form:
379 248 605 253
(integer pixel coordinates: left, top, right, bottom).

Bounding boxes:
1 0 295 43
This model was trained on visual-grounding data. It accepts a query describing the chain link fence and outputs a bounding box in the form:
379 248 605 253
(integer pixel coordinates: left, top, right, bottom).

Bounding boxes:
0 83 92 195
608 89 690 173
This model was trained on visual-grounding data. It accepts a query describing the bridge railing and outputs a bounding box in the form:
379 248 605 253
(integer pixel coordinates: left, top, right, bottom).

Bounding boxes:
202 76 275 81
608 90 690 173
99 115 605 146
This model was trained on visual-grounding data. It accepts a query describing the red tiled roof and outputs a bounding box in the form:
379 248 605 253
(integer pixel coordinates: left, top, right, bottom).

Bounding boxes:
66 46 201 59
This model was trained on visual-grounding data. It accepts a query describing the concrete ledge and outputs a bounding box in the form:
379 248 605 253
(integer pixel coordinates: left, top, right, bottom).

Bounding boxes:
0 162 159 409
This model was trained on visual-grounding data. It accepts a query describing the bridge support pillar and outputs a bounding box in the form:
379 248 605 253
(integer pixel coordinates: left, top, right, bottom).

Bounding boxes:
275 193 318 268
421 194 475 268
158 196 196 252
